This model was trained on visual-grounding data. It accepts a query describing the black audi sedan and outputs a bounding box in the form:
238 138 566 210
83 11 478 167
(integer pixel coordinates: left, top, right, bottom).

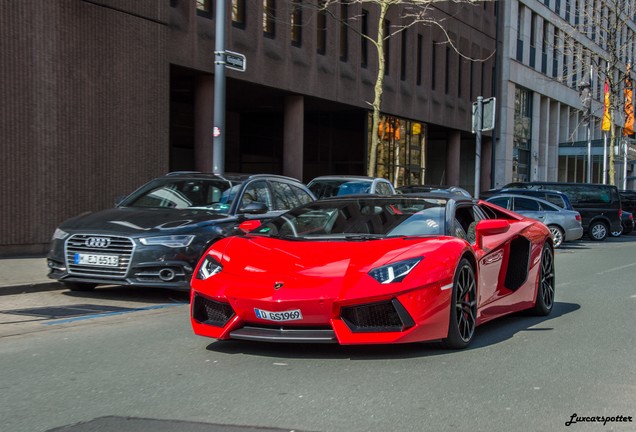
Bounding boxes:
47 172 315 291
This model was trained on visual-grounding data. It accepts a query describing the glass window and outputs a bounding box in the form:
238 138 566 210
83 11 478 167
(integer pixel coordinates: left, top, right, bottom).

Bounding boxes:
375 182 393 195
340 3 348 61
317 1 327 55
513 87 532 182
513 197 540 211
196 0 212 18
241 181 273 210
290 184 314 205
290 0 302 46
361 9 369 67
272 181 303 210
232 0 246 28
263 0 276 37
384 20 391 75
489 197 510 209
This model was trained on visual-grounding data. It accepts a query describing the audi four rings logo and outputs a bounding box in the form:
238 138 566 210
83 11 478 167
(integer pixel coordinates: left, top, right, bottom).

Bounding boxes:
85 237 111 248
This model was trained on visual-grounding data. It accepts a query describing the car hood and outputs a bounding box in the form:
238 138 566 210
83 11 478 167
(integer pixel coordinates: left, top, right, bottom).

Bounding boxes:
210 235 454 301
59 207 234 235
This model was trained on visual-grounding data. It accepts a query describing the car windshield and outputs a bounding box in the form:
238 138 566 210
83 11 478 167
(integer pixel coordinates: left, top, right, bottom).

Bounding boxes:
309 179 372 198
120 179 236 213
251 197 447 240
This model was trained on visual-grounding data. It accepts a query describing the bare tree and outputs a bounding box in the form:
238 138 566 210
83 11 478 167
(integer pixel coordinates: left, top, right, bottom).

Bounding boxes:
559 0 635 185
316 0 495 178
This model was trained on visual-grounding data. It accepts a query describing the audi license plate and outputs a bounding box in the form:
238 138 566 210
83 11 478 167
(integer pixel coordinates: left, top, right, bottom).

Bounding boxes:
254 308 303 322
74 253 119 267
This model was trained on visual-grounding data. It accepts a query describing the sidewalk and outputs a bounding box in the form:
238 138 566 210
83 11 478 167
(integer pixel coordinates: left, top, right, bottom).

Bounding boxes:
0 257 63 295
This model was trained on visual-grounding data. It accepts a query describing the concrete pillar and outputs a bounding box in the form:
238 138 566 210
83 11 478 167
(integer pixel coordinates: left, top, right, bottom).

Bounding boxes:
283 95 304 180
194 74 214 173
446 131 461 186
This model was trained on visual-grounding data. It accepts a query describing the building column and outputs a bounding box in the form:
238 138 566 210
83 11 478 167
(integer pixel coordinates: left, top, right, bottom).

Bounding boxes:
446 130 461 186
548 100 560 181
194 74 214 173
283 95 304 180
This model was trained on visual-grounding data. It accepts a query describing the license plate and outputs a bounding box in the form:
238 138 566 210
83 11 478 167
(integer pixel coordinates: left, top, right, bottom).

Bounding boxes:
254 308 303 322
74 253 119 267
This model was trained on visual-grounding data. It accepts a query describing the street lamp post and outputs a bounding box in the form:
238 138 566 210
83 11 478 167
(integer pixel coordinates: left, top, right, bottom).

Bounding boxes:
212 0 227 175
579 77 592 183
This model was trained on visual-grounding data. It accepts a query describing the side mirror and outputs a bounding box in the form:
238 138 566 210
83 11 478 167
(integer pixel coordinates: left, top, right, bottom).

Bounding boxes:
474 219 510 251
240 202 268 215
238 220 262 233
475 219 510 236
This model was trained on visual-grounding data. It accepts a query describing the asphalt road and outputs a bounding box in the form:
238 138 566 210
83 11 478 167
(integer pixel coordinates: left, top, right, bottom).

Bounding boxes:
1 237 635 432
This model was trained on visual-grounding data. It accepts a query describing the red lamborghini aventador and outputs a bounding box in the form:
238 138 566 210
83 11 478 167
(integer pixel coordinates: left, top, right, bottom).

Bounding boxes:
190 195 555 349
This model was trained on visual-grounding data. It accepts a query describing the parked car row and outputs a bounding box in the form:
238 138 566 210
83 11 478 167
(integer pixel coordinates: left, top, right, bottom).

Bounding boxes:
47 173 632 294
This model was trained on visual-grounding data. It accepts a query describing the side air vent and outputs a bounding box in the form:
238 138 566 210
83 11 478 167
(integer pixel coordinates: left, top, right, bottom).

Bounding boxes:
505 236 531 290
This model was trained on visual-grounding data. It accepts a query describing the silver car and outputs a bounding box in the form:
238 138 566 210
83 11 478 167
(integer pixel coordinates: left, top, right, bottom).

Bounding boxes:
486 194 583 248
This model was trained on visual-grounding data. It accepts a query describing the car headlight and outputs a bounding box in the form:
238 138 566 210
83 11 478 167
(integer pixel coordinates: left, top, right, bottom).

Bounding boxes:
368 257 423 284
196 255 223 280
139 235 195 248
52 228 69 240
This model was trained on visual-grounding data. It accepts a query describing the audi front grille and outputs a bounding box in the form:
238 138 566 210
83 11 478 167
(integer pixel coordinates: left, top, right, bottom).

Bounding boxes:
340 299 415 332
65 234 134 278
192 294 235 327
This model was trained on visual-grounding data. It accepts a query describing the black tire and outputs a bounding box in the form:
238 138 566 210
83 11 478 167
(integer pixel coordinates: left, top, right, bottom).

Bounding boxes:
441 258 477 349
532 243 555 316
548 225 564 248
64 282 97 291
588 220 608 241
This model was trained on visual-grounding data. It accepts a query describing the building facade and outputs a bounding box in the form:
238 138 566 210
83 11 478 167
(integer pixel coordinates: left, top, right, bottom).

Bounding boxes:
0 0 497 256
497 0 636 189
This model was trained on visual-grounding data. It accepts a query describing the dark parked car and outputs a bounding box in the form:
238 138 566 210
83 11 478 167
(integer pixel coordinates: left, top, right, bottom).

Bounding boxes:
47 172 316 291
308 175 396 199
612 211 634 237
499 182 622 241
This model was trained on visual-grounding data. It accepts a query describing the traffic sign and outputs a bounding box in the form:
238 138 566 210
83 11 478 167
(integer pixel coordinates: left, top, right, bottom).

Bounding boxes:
225 50 246 72
472 97 496 133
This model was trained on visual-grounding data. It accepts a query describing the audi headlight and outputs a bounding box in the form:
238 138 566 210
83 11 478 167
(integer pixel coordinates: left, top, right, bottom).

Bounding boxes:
368 257 423 284
196 255 223 280
52 228 69 240
139 235 194 248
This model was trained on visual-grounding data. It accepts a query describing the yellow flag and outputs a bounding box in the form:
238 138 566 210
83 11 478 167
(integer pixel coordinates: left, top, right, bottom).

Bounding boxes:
624 68 634 136
602 80 611 131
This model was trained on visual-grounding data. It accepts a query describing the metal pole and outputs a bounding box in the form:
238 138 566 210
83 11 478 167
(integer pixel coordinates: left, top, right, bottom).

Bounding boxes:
624 138 628 190
474 96 483 199
212 0 227 175
587 123 592 183
603 132 607 184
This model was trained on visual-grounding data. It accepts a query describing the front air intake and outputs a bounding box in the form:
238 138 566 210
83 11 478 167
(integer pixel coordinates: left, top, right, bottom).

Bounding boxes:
340 299 415 332
192 294 235 327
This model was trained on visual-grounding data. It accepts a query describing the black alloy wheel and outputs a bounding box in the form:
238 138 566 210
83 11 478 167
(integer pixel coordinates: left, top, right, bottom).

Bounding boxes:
532 243 555 316
442 258 477 349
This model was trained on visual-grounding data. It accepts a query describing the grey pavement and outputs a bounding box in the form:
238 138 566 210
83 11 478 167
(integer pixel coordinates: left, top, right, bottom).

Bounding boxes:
0 257 63 295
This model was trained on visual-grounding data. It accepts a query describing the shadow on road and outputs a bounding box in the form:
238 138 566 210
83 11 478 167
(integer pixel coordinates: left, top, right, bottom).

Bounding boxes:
205 301 580 360
61 285 190 305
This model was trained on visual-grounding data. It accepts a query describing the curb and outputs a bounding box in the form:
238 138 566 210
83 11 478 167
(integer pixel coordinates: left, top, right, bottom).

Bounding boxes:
0 282 65 296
